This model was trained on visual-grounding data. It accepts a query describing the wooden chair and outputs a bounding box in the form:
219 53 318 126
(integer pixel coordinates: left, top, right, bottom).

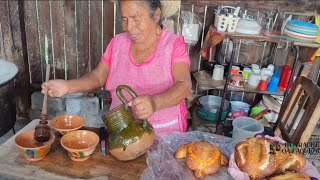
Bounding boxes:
274 76 320 145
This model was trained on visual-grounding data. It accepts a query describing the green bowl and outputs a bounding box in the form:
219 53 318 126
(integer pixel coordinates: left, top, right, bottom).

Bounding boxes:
249 106 264 117
196 106 230 121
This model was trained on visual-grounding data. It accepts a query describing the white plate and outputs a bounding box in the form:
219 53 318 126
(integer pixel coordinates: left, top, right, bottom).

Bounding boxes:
236 28 261 35
284 28 317 38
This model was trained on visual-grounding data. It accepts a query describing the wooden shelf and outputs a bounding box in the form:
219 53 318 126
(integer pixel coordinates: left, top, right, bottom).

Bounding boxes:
193 71 285 96
293 41 320 48
224 32 293 45
222 32 320 48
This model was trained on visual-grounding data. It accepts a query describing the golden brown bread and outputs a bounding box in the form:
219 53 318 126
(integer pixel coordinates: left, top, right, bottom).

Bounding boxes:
269 172 310 180
235 138 278 179
274 146 306 174
234 137 307 180
175 141 228 179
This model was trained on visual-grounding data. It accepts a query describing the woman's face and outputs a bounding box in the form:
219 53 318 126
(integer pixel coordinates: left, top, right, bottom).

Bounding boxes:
120 1 159 44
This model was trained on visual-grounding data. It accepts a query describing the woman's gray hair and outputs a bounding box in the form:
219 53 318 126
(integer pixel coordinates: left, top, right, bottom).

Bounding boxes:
142 0 162 17
142 0 162 27
120 0 163 27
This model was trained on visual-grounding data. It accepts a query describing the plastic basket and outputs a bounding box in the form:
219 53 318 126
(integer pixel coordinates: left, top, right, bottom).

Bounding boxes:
214 13 240 33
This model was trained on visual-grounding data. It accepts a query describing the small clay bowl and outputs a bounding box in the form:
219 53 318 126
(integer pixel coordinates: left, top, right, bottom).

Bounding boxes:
60 130 99 161
49 115 84 135
14 130 55 161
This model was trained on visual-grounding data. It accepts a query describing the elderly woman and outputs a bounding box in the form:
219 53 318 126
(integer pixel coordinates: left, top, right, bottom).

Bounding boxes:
42 0 191 133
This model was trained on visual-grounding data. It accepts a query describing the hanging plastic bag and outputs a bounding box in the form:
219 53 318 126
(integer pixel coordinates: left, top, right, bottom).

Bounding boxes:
179 11 202 45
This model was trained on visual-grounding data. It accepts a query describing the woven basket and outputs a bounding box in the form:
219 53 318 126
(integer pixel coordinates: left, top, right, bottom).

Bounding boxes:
160 0 181 18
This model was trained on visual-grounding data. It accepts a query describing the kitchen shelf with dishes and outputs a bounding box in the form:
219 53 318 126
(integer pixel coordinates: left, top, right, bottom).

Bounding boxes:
192 32 305 134
221 32 320 48
190 7 319 135
193 70 285 96
215 11 320 48
193 38 299 131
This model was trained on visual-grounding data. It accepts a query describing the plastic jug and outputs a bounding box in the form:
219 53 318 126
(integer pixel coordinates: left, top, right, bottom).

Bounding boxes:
231 117 264 143
279 65 292 91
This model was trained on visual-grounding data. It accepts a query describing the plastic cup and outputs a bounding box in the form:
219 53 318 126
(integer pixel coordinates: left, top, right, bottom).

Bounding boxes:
257 80 268 91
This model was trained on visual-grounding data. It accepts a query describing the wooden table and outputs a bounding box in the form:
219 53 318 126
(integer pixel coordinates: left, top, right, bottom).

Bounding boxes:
0 119 147 179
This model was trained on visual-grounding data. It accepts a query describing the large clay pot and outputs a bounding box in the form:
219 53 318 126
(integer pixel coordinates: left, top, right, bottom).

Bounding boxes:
101 85 155 161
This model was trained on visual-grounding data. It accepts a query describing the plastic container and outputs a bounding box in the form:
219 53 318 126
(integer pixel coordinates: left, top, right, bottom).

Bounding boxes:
278 65 292 91
230 101 250 113
214 14 229 32
235 18 261 35
249 106 264 117
214 13 240 32
227 16 240 33
232 117 264 143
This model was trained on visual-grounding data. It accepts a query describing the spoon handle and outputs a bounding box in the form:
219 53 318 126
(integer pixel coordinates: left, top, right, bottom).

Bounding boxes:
41 64 50 116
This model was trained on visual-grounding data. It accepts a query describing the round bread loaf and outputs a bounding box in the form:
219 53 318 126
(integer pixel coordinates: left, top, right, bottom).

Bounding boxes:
235 138 278 179
234 137 307 179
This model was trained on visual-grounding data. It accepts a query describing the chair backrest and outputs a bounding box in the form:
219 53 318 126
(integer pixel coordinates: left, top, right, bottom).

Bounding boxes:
274 76 320 145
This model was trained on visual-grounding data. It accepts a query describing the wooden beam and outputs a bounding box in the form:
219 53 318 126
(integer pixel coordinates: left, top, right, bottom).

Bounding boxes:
24 0 41 83
64 0 78 80
182 0 318 16
50 1 65 80
76 1 90 77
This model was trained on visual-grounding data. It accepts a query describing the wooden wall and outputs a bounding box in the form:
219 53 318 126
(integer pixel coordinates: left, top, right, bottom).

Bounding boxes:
183 0 320 16
23 0 114 83
0 0 115 118
0 0 318 119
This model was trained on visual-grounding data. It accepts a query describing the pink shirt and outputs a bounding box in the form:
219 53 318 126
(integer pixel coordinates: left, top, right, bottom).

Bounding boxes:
101 29 190 133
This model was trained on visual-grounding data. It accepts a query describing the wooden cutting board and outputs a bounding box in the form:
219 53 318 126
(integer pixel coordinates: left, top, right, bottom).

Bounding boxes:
0 127 147 179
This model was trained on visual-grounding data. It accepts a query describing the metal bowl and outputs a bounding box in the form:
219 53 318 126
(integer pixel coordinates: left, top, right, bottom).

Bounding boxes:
196 95 230 121
197 95 230 113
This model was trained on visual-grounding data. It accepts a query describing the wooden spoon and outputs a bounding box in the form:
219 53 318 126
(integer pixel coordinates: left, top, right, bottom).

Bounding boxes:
34 64 51 143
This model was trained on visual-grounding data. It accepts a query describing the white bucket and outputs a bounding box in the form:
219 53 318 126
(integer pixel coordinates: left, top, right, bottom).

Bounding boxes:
232 117 264 143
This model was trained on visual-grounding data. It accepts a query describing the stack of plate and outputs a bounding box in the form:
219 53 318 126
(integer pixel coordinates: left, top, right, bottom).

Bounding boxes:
235 18 261 35
284 20 319 42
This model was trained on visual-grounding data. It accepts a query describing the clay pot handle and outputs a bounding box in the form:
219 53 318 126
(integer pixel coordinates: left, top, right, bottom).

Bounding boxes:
116 85 138 105
116 85 150 129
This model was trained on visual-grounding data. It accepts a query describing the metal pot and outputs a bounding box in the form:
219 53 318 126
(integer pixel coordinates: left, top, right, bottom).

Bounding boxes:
0 59 19 136
196 95 230 121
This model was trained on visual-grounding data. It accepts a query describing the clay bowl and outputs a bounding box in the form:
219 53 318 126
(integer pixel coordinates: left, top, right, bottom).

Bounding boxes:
60 130 99 161
49 115 84 135
14 130 55 161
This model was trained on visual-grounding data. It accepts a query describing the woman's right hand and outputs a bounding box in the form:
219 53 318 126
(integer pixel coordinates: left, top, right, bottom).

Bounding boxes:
41 79 70 97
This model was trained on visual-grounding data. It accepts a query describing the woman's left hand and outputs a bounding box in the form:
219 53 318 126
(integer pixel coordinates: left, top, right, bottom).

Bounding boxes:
128 95 158 120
